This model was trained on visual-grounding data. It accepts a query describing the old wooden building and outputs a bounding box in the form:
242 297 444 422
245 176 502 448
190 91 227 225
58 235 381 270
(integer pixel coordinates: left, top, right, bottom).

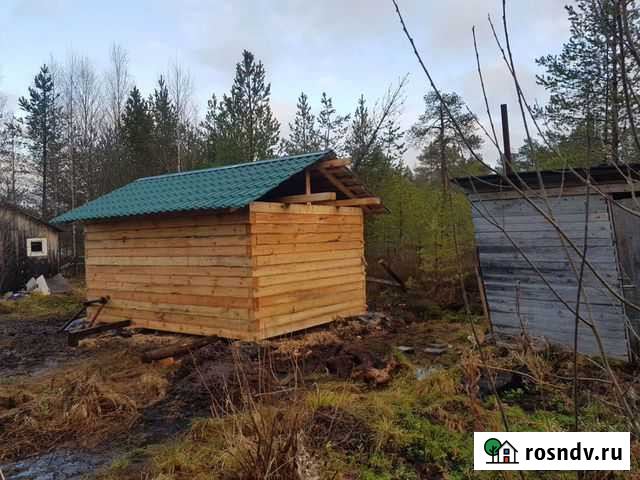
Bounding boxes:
53 150 384 340
454 165 640 360
0 203 61 292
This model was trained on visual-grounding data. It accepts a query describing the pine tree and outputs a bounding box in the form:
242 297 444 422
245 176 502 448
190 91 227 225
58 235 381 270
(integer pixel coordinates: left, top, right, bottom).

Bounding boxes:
318 92 349 153
122 86 154 180
0 116 27 203
536 0 640 164
150 75 178 173
216 50 280 163
200 94 220 165
18 64 63 217
280 92 320 155
410 91 481 190
346 95 373 171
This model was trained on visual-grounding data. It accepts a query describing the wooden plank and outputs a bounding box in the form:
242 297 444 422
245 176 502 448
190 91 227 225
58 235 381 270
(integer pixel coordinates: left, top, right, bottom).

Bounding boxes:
97 281 250 298
87 289 251 309
473 221 611 235
253 257 363 277
471 196 607 218
93 298 250 320
252 213 362 225
316 158 351 169
261 300 364 329
315 165 356 199
319 197 381 207
250 202 362 216
256 283 364 309
251 223 362 234
85 235 251 249
258 305 365 339
86 224 248 241
254 249 362 266
468 182 640 201
276 192 336 204
87 272 252 287
253 241 363 257
256 266 363 287
484 282 619 305
255 232 362 245
255 273 363 298
476 236 613 248
86 245 249 258
85 210 250 232
86 265 252 278
100 307 249 328
86 256 251 267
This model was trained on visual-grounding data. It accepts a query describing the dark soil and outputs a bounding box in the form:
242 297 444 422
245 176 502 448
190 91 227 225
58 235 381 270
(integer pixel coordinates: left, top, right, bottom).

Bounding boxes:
309 406 374 453
0 316 92 378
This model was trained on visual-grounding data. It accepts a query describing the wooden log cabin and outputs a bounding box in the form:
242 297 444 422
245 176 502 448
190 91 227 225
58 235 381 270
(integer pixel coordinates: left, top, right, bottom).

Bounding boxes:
52 150 384 340
0 202 61 292
454 165 640 360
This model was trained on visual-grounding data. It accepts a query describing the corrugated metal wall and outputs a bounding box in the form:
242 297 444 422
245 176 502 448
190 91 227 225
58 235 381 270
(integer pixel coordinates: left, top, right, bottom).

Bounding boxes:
472 195 628 359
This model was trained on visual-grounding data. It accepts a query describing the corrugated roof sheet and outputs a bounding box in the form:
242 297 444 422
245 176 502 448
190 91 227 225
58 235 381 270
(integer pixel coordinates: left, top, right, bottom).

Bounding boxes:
52 150 334 223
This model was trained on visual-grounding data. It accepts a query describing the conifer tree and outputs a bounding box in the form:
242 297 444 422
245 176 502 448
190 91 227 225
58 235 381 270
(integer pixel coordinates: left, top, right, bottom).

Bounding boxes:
217 50 280 163
150 75 178 172
122 86 154 180
19 64 63 217
318 92 349 153
280 92 320 155
536 0 640 164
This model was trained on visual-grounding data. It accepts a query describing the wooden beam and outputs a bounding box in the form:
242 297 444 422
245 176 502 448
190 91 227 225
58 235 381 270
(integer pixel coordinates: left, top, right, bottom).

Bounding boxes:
68 320 132 347
316 166 355 199
276 192 337 204
320 197 381 207
317 158 351 169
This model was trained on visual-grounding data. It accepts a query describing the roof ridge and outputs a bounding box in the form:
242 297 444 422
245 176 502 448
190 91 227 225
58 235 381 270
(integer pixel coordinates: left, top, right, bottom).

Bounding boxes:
135 149 333 182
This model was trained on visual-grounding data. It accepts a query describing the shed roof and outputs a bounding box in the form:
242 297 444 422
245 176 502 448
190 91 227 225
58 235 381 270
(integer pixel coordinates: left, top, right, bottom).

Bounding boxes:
452 163 640 194
0 202 62 232
53 149 381 223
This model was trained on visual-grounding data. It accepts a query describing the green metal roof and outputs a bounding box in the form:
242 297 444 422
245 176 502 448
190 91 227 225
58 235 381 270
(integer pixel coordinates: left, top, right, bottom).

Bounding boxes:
52 150 335 223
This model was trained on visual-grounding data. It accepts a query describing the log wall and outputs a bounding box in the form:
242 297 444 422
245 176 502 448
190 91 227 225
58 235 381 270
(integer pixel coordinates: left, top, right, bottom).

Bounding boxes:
85 202 367 339
250 202 366 339
472 195 629 359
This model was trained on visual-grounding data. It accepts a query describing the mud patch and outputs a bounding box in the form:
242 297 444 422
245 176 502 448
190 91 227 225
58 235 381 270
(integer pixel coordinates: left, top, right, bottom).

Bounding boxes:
1 448 118 480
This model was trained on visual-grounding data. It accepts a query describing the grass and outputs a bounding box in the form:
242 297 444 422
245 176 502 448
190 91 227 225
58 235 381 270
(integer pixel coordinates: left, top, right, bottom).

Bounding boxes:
0 290 83 320
0 348 173 462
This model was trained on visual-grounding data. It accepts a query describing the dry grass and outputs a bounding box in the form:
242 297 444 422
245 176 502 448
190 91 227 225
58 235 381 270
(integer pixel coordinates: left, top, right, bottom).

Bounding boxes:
0 291 83 321
0 347 171 462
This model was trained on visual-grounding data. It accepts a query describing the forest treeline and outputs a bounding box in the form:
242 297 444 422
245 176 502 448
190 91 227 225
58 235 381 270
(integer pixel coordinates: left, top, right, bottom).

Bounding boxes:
0 0 637 288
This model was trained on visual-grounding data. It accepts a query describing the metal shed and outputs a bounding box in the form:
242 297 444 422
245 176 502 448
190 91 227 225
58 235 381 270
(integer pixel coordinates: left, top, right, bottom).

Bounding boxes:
454 165 640 360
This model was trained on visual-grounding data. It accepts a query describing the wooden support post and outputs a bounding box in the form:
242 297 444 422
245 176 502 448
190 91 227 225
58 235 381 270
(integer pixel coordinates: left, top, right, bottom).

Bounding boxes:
319 197 381 207
305 169 312 205
68 320 132 347
276 192 336 204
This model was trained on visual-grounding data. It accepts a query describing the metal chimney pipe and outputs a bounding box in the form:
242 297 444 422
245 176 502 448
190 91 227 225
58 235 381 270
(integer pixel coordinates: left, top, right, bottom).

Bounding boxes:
501 104 513 176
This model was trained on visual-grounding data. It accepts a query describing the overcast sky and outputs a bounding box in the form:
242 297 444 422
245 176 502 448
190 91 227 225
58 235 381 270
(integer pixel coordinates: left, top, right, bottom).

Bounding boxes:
0 0 573 167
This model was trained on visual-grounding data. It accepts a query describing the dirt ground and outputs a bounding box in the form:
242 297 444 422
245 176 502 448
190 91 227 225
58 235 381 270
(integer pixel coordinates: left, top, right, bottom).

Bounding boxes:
1 285 637 480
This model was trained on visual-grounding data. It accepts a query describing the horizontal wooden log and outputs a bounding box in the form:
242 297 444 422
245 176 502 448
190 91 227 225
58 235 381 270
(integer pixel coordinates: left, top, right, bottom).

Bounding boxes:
68 320 132 347
97 281 250 298
252 241 363 256
106 315 255 340
87 272 252 287
86 256 251 267
86 245 249 258
260 300 365 329
255 232 362 245
252 212 362 225
93 298 250 320
318 197 381 207
86 210 250 232
254 257 363 277
255 273 364 298
251 223 362 234
276 192 336 204
254 249 362 266
256 265 363 288
86 265 253 278
87 288 251 309
99 306 249 327
256 283 364 311
258 305 365 339
86 224 249 241
86 235 251 249
250 202 362 216
142 336 223 362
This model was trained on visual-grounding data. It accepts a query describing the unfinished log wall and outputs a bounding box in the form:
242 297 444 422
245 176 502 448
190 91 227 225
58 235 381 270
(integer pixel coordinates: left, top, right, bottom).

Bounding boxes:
472 195 628 359
85 202 367 339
